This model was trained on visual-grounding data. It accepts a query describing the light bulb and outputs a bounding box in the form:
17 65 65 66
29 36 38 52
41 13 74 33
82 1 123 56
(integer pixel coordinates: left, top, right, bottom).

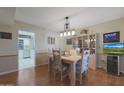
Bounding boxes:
64 32 67 36
67 31 71 36
60 33 63 37
72 30 75 35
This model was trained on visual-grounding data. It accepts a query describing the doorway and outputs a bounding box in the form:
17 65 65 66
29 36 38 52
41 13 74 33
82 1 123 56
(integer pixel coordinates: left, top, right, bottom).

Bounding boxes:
18 31 35 70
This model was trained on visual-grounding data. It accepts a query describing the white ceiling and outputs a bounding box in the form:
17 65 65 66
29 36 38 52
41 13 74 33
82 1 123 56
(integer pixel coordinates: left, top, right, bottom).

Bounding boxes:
0 7 16 26
1 7 124 32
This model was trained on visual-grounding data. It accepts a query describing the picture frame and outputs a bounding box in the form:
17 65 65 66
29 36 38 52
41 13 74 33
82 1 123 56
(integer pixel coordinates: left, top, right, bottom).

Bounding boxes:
66 39 72 45
48 37 55 44
52 37 55 44
48 37 51 44
0 32 12 39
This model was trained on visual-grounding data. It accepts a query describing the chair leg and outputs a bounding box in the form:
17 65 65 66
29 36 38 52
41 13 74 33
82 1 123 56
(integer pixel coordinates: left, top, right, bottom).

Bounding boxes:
84 71 88 77
80 72 82 84
60 70 63 81
53 71 56 81
53 66 57 81
60 65 63 81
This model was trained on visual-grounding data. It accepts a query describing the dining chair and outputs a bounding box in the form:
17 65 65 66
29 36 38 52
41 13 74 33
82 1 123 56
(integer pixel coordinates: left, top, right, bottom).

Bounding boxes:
76 48 90 84
48 48 53 72
52 48 68 80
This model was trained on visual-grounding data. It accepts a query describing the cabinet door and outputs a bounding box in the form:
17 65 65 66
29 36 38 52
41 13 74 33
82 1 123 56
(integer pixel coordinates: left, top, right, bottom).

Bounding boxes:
82 35 88 48
72 37 78 48
89 34 96 54
107 56 118 74
78 37 83 48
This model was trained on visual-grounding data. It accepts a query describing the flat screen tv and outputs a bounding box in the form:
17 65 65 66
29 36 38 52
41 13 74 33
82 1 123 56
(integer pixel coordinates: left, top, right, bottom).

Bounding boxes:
103 31 120 43
103 43 124 55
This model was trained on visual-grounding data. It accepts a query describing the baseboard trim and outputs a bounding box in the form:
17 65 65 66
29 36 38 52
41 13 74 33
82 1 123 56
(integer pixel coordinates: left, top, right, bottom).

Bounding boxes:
0 64 48 75
120 71 124 74
0 69 18 75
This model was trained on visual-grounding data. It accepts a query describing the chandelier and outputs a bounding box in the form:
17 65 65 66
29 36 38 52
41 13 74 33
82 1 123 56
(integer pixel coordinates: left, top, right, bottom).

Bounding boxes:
60 17 75 37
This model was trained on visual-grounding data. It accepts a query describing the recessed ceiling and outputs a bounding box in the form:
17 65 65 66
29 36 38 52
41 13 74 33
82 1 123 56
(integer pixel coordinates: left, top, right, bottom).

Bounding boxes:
1 7 124 32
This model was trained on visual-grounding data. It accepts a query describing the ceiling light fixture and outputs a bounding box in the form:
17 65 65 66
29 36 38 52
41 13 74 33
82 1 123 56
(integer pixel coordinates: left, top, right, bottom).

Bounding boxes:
60 17 75 37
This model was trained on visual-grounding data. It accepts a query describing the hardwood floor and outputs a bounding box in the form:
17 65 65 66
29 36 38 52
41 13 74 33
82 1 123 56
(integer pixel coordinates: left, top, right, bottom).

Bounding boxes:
0 65 124 86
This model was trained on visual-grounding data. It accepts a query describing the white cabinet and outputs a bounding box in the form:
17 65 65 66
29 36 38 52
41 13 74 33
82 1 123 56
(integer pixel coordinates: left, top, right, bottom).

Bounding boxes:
72 33 99 70
84 34 99 70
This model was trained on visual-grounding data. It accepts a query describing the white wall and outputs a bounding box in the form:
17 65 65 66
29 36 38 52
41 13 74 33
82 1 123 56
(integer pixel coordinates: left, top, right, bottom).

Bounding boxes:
0 24 18 56
0 21 58 74
46 31 62 51
0 21 58 56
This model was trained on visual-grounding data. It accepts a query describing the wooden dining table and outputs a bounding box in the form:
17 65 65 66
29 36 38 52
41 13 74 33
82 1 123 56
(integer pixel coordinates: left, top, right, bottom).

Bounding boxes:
61 55 81 85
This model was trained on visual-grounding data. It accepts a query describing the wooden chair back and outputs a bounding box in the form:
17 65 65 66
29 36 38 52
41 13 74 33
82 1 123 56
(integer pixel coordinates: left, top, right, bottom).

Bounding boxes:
81 48 90 74
52 48 61 65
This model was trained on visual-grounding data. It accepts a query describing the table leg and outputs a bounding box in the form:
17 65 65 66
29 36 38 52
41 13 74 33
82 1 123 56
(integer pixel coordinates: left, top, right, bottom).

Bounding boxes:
48 59 50 72
48 57 52 72
71 62 76 85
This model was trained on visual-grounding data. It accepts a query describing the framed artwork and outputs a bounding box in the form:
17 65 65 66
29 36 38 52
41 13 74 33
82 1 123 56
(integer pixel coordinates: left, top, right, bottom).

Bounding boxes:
48 37 55 44
52 37 55 44
48 37 51 44
0 32 12 39
80 29 88 34
66 39 72 45
53 38 55 44
50 37 53 44
51 37 53 44
103 31 120 43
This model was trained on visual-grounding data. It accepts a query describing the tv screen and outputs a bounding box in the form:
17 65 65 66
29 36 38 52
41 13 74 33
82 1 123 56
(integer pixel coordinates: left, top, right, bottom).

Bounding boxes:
103 43 124 55
103 31 120 43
